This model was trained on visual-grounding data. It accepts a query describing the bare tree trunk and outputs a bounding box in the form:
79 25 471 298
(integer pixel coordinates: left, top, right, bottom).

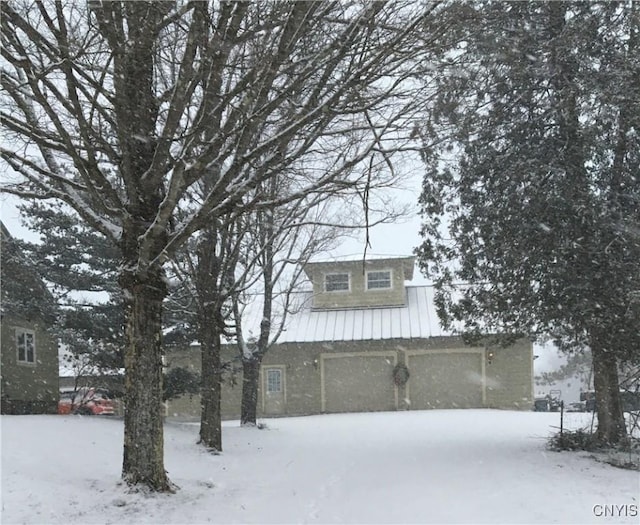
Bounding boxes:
111 2 172 490
199 316 222 451
120 267 171 491
240 197 274 426
241 357 262 426
196 226 230 452
592 342 627 445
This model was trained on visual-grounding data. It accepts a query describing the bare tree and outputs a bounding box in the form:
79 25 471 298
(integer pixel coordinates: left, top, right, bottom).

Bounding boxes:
173 181 402 447
1 1 449 490
168 211 247 452
234 190 335 426
232 175 405 427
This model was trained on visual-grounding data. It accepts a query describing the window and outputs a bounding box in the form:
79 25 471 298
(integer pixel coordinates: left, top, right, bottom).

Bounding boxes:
324 273 350 292
266 369 282 393
17 329 35 364
367 270 392 290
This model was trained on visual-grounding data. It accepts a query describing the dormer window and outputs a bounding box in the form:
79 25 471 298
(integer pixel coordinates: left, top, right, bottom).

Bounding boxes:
366 270 392 290
325 272 350 292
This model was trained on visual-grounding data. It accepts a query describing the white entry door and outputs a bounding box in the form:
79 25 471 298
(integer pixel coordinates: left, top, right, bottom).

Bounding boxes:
262 366 286 415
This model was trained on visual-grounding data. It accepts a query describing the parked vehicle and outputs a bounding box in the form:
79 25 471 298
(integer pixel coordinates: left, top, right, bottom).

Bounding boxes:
533 398 551 412
533 390 562 412
580 390 640 413
58 388 115 416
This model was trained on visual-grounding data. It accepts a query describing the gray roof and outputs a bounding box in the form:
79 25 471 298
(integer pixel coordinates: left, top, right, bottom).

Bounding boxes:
279 285 448 343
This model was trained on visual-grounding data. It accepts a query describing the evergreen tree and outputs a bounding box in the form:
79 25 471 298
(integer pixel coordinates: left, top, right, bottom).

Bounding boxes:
16 202 125 375
18 202 205 402
0 221 57 325
417 2 639 444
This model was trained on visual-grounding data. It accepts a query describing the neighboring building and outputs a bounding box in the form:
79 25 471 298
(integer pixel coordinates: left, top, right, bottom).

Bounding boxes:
166 256 534 419
1 222 59 414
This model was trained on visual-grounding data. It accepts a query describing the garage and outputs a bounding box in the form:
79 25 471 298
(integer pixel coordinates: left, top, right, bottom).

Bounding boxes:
407 350 484 409
321 352 397 413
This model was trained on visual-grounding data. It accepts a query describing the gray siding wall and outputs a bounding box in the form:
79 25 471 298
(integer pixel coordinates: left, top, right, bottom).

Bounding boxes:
484 341 534 410
1 315 59 414
306 259 412 309
165 337 533 420
164 346 243 420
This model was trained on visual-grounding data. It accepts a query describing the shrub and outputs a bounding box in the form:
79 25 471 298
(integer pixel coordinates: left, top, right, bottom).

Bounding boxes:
548 429 599 451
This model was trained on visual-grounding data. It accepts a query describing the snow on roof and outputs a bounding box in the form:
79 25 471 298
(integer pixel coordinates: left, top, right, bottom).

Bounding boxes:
278 285 449 343
307 253 415 263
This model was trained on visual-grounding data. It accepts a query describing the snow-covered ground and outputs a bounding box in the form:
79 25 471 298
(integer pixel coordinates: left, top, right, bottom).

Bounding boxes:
1 410 637 524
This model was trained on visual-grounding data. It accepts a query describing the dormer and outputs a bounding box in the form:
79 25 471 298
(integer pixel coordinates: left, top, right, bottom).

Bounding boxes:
303 256 415 309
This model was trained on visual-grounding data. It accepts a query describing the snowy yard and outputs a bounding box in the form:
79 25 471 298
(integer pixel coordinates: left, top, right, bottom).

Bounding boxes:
1 410 637 524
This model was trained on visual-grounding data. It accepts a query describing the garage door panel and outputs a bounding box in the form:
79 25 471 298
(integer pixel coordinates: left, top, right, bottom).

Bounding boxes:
408 352 482 409
323 355 395 413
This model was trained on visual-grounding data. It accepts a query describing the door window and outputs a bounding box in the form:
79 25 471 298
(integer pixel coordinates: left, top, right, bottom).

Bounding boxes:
266 369 282 393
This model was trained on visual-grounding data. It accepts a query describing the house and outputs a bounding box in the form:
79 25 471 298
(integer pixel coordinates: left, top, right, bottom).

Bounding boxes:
1 222 59 414
166 256 533 419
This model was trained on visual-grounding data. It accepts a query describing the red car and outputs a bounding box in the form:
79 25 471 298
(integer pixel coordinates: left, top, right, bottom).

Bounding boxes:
58 388 116 416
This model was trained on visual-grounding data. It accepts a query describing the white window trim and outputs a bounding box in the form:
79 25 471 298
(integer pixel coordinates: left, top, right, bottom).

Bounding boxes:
16 328 36 365
365 269 393 291
323 272 351 293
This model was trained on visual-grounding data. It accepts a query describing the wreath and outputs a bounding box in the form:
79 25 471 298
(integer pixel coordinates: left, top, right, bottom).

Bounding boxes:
392 364 410 386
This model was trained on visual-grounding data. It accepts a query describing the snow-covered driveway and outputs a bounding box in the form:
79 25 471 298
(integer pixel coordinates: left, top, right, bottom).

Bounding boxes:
1 410 637 524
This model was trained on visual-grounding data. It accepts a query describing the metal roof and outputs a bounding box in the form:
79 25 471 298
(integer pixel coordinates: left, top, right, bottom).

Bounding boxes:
278 285 449 343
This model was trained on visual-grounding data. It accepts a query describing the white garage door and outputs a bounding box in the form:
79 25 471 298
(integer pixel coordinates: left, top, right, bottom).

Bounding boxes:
407 351 483 409
322 353 396 413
